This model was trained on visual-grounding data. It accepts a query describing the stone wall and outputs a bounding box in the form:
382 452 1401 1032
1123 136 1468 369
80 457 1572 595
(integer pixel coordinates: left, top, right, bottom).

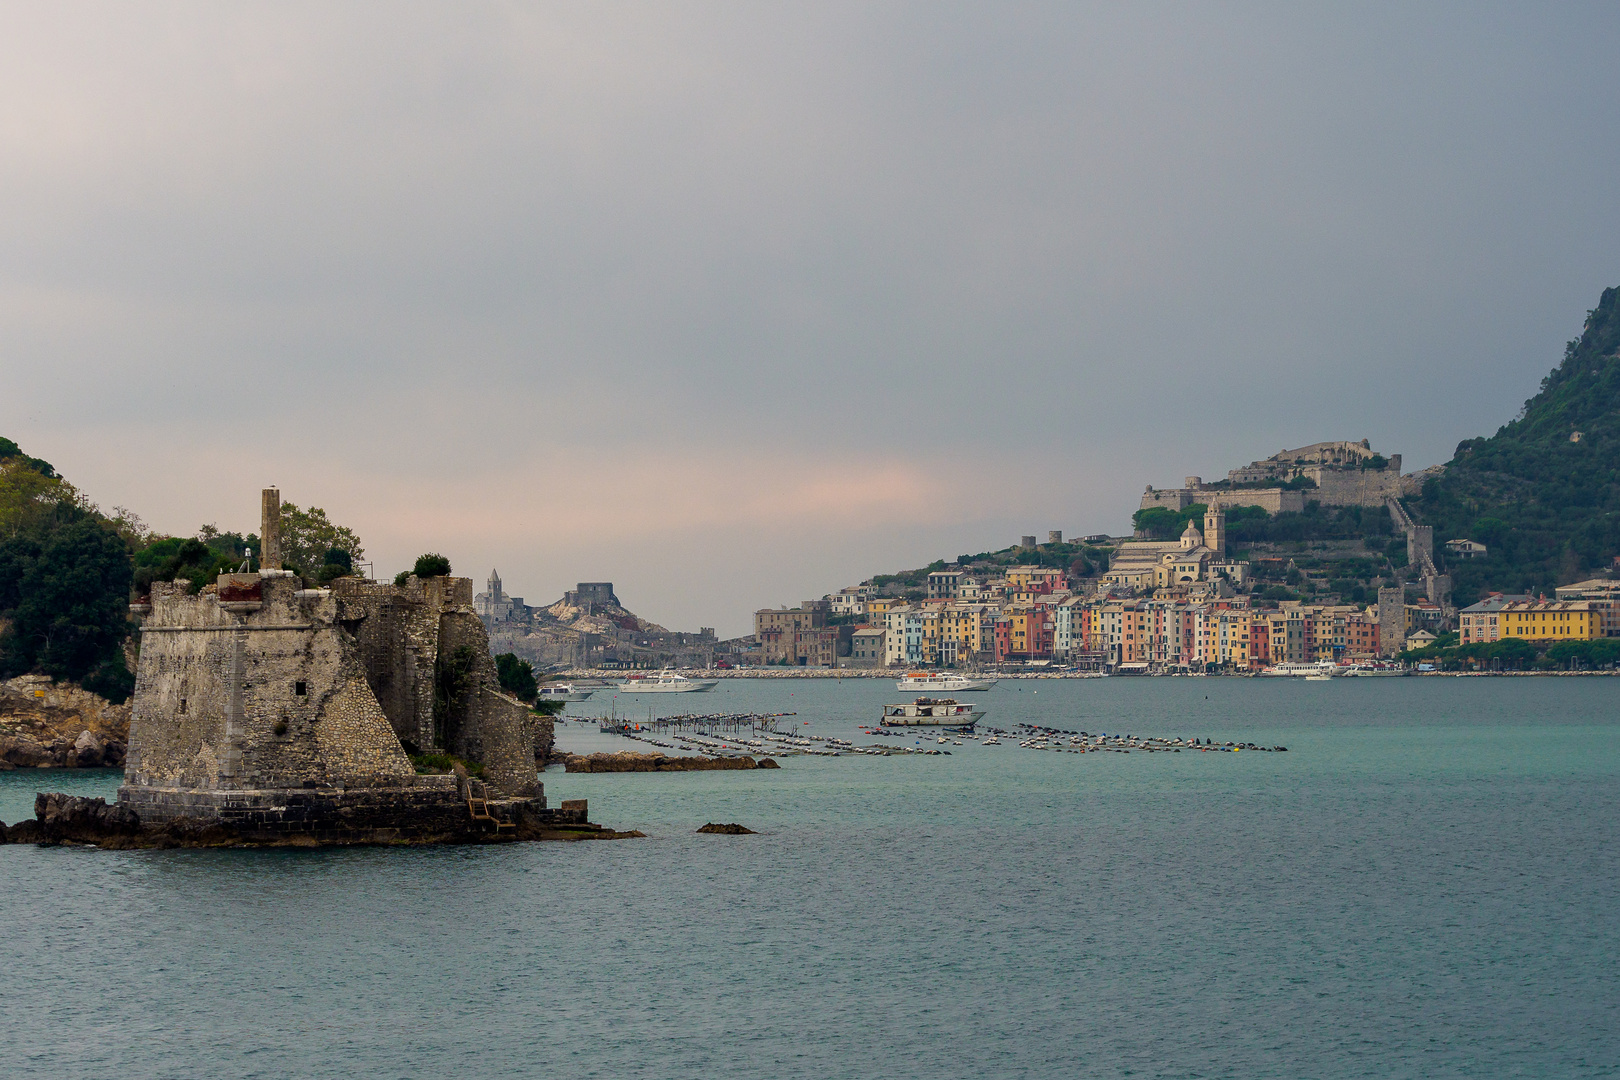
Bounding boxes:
1204 489 1306 515
122 576 417 794
122 564 541 822
436 609 540 798
1306 466 1406 508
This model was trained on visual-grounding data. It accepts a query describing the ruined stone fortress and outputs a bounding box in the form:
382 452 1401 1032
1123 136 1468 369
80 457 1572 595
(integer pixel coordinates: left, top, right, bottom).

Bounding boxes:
1141 440 1408 514
117 488 577 843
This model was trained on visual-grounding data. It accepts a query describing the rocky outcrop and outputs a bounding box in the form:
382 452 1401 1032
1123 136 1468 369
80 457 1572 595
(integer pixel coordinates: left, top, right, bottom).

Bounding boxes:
563 752 776 773
531 715 555 764
697 822 755 834
0 675 129 769
0 790 645 848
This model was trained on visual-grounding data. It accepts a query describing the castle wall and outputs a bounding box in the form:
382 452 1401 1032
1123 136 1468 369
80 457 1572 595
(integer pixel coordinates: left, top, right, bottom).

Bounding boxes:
1304 465 1405 507
335 578 441 752
123 576 415 795
1140 488 1195 511
1204 490 1306 515
436 609 540 798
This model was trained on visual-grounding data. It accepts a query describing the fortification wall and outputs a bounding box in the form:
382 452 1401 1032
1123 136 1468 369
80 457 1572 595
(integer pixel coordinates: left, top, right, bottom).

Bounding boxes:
437 608 539 798
1304 466 1405 507
1204 489 1306 515
123 576 416 794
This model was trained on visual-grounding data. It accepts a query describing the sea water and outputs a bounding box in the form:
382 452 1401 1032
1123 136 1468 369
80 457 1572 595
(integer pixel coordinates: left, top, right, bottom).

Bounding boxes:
1 677 1616 1078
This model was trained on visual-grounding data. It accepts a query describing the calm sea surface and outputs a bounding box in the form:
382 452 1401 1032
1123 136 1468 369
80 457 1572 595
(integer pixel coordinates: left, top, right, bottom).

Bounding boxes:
2 677 1617 1079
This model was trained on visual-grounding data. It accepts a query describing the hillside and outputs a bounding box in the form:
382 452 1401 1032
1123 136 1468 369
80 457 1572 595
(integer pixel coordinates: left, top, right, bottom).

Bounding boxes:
1411 286 1620 601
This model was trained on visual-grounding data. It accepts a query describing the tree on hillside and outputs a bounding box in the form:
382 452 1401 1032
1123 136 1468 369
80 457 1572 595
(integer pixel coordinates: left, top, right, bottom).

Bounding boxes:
0 437 58 479
494 652 538 703
278 502 365 576
1413 285 1620 593
0 458 93 541
0 514 134 701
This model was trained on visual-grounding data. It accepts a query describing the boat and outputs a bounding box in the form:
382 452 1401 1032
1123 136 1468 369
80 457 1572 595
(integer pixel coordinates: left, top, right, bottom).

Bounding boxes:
613 670 719 693
895 672 998 692
537 684 593 701
880 697 985 728
1338 663 1408 677
1258 661 1339 678
1304 671 1333 682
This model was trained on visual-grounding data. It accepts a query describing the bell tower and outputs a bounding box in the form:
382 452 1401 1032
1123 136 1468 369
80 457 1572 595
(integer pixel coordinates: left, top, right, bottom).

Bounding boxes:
1203 506 1226 557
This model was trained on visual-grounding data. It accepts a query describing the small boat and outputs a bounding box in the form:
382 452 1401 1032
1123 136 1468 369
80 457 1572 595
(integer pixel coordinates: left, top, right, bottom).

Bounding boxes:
614 670 719 693
895 672 998 692
537 684 593 701
1304 671 1333 681
880 698 985 728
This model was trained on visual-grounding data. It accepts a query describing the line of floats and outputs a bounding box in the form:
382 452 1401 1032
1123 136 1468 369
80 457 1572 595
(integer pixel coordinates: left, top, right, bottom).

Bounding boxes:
570 711 1285 759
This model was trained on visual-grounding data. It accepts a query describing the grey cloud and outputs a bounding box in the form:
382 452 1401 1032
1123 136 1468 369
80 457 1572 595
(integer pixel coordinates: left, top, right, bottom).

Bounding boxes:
1 2 1617 632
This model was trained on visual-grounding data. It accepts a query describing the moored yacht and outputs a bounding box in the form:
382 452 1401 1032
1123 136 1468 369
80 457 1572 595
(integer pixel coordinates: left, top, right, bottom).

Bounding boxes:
537 683 593 701
1339 662 1409 676
613 670 719 693
1258 660 1339 678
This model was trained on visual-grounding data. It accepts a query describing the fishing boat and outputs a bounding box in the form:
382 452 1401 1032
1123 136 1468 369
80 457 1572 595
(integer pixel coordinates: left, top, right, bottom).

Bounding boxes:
895 672 998 693
613 670 719 693
537 684 593 701
879 697 985 728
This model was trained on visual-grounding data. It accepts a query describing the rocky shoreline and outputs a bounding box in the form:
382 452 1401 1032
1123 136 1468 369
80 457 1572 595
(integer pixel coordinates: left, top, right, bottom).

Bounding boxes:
0 792 645 848
0 675 130 769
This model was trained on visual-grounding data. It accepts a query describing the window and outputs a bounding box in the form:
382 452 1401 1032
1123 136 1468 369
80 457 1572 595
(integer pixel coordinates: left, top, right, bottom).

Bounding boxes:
295 681 307 696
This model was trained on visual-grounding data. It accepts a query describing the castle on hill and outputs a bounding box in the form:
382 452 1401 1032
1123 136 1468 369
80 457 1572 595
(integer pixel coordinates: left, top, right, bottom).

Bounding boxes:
1141 439 1407 514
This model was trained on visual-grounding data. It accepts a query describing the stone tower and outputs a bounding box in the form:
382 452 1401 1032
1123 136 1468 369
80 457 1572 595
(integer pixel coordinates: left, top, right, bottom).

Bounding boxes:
1377 586 1405 658
260 487 282 571
1203 506 1226 557
117 488 558 842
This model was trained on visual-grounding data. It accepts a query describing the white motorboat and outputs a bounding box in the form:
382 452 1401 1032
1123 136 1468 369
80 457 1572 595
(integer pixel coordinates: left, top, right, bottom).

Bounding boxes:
880 698 985 728
895 672 998 693
613 670 719 693
1258 661 1339 678
537 684 593 702
1339 663 1408 677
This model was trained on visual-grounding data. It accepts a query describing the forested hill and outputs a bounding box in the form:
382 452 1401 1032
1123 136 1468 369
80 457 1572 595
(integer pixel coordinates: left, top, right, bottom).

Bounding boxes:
1412 286 1620 600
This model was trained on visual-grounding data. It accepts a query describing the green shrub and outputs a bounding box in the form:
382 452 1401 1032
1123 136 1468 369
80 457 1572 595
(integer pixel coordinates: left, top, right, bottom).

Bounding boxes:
414 553 451 578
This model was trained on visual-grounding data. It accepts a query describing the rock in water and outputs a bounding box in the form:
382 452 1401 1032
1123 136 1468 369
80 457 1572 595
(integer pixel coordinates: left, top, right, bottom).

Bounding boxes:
697 822 755 835
73 730 106 767
29 793 140 841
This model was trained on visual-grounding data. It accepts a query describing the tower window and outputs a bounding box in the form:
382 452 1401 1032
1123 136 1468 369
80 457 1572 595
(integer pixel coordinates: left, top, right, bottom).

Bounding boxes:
294 681 307 696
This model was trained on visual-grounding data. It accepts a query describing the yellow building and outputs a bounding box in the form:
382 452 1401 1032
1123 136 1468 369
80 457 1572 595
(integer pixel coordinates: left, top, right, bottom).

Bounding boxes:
1005 566 1067 589
1498 601 1599 642
866 597 899 623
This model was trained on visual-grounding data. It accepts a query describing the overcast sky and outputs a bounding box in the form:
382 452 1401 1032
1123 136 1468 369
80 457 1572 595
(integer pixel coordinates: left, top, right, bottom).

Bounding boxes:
2 2 1617 635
